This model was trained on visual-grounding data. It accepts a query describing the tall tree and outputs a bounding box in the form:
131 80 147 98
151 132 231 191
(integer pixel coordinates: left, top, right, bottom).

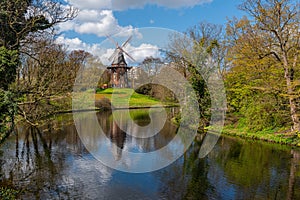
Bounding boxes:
18 39 104 124
0 0 77 89
227 0 300 131
167 22 227 123
0 0 77 135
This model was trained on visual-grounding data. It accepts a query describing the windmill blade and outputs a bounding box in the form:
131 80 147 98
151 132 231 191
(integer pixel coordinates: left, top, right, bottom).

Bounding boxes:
122 49 136 62
106 34 135 62
121 35 132 48
106 34 119 47
118 46 135 62
108 49 119 61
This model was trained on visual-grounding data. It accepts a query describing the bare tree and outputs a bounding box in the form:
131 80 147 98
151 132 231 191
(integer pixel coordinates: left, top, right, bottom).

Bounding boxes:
0 0 77 50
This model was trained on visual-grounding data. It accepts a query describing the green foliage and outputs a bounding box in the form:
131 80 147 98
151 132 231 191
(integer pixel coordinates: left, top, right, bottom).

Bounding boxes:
0 186 20 200
225 0 300 131
188 63 211 119
223 125 300 146
96 88 105 93
0 89 17 140
238 94 289 131
0 46 19 90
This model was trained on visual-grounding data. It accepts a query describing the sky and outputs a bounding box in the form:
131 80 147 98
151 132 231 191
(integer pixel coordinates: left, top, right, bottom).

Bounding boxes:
56 0 244 65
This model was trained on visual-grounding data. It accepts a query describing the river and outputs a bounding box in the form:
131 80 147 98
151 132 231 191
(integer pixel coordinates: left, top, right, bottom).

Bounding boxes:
0 108 299 199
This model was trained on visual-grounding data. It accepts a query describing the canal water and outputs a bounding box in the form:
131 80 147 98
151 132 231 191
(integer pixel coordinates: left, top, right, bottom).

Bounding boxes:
0 109 299 199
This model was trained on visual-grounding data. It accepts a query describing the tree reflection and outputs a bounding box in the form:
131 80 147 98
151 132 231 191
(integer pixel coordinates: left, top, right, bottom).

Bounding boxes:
210 137 300 199
153 132 214 200
182 142 212 200
287 150 300 200
0 118 87 198
0 111 299 199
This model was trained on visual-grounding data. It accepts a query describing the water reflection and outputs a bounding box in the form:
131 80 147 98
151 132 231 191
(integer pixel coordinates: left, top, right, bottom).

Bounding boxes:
74 109 182 172
0 118 117 199
98 109 177 152
0 109 299 199
207 137 300 199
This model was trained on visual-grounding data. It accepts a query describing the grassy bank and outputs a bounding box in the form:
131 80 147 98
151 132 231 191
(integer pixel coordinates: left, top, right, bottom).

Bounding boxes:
95 88 178 108
222 125 300 147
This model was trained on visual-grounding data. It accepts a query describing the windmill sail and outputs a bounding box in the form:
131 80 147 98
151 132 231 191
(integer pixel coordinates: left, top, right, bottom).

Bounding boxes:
106 35 134 88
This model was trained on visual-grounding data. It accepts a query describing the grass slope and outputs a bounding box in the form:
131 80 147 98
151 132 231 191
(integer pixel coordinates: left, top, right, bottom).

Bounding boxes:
95 88 176 108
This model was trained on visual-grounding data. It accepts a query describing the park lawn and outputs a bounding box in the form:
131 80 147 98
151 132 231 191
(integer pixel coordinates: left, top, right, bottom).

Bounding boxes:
95 88 173 108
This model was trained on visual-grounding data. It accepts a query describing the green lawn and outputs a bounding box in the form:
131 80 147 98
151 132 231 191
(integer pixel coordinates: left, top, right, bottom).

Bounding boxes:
95 88 176 108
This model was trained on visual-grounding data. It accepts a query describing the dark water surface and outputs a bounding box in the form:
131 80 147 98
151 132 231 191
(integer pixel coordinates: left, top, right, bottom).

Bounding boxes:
0 109 299 199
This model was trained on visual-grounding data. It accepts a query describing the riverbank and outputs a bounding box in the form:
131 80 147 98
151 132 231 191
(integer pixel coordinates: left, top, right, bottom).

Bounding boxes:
18 88 178 118
5 88 176 128
222 125 300 147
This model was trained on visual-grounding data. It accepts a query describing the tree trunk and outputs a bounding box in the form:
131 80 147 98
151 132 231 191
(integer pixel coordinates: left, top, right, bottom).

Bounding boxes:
284 67 300 131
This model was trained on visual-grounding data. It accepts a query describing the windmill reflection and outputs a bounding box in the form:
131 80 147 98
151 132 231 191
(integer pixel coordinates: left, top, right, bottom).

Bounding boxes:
96 108 178 161
109 118 126 161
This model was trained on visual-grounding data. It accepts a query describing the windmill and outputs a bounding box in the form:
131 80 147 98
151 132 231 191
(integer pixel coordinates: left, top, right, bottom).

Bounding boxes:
106 35 135 88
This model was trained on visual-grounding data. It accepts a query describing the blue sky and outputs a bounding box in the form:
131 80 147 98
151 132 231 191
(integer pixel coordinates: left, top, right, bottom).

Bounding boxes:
57 0 244 64
114 1 243 31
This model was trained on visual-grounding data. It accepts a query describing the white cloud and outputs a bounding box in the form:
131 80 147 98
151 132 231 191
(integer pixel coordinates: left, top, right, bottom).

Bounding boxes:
58 0 213 49
65 0 212 10
55 36 162 65
125 43 161 63
77 9 105 22
55 35 105 58
58 9 140 38
57 20 75 32
56 36 84 49
57 1 180 64
150 19 155 24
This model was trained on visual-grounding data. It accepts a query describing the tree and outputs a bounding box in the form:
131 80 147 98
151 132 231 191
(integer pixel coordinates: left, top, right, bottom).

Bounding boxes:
0 0 77 131
17 38 104 123
227 0 300 131
17 38 70 123
135 57 176 101
140 56 163 76
0 47 19 89
0 0 77 89
167 22 227 123
0 0 77 50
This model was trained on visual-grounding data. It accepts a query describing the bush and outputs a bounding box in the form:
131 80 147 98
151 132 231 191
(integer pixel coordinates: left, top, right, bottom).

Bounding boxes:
135 83 177 102
239 94 288 131
95 98 112 110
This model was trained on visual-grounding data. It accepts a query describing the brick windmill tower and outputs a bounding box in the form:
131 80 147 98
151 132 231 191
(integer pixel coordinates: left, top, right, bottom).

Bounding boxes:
107 35 135 88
